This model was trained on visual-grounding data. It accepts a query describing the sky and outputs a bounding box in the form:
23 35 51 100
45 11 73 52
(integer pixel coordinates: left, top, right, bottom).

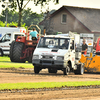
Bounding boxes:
1 0 100 14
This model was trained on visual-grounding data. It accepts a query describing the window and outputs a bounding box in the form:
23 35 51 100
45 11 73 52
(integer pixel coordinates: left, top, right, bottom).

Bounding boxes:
61 14 67 23
37 37 70 49
1 33 11 42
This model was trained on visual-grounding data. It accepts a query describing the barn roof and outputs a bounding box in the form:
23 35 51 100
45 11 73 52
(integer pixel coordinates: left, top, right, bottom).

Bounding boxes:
40 5 100 33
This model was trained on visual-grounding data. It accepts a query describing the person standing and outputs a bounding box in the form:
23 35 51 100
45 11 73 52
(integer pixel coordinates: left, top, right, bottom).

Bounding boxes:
81 39 88 55
29 28 39 40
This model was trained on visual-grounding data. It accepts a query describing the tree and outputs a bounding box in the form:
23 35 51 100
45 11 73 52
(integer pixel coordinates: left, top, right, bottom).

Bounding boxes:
0 20 26 27
1 0 59 27
0 8 43 27
0 8 18 23
22 8 43 27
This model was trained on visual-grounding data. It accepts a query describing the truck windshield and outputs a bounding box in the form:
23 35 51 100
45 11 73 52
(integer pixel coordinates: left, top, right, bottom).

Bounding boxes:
1 34 11 42
37 37 70 49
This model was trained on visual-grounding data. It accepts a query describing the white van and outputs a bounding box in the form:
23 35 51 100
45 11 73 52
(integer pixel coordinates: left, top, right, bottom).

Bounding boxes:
0 32 25 56
0 27 26 39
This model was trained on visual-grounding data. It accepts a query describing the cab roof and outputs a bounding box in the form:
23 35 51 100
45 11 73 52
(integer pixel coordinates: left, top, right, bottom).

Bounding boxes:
41 34 74 39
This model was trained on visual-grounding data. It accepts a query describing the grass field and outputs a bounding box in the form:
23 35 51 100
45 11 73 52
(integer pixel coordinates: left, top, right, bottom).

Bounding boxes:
0 56 33 68
0 56 100 90
0 81 100 90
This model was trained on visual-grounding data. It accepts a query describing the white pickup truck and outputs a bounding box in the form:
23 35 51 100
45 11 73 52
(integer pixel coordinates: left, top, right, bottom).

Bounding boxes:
32 33 84 75
0 32 25 56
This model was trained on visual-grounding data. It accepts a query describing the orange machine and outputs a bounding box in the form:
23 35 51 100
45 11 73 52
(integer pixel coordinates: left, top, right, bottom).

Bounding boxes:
80 37 100 72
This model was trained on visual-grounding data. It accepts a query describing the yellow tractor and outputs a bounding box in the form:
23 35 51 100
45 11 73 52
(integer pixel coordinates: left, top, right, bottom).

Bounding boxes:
79 37 100 73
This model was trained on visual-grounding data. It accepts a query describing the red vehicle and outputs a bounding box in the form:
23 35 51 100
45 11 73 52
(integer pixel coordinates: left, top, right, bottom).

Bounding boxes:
96 37 100 54
10 25 41 63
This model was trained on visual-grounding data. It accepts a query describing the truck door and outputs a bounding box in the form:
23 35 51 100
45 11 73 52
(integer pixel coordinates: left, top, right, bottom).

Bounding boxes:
0 33 11 55
70 40 75 67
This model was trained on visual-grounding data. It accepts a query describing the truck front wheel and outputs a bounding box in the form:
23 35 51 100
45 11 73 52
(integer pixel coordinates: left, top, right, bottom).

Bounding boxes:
34 66 40 74
63 66 70 75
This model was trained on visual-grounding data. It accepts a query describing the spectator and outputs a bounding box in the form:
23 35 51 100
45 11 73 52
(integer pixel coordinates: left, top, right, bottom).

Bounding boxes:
81 39 88 55
29 28 39 40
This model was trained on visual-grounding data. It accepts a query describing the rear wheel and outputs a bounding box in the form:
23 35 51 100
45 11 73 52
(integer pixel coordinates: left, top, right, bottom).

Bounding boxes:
79 64 84 75
74 70 78 75
10 42 25 62
74 64 84 75
10 41 15 62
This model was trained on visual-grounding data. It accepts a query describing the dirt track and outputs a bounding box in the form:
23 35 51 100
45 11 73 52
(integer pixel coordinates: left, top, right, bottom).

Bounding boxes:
0 68 100 100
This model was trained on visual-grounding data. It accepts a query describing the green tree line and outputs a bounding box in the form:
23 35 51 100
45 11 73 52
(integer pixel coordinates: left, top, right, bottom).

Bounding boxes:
0 8 43 29
0 0 59 27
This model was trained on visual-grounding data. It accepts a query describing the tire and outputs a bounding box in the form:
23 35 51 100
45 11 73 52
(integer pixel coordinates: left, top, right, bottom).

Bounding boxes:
79 64 84 75
0 49 3 56
74 70 79 75
74 64 84 75
10 41 15 62
10 42 25 62
63 66 70 75
48 68 57 73
34 66 40 74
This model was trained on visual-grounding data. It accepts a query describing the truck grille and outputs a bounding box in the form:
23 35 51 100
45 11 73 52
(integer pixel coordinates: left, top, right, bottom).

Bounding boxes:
41 55 54 60
41 55 54 65
40 60 54 65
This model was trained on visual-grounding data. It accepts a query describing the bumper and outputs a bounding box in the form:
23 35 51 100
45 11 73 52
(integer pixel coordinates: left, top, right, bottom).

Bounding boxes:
32 59 65 68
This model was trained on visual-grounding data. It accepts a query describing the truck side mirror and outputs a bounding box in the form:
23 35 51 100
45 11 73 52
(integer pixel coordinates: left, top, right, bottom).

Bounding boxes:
70 45 74 50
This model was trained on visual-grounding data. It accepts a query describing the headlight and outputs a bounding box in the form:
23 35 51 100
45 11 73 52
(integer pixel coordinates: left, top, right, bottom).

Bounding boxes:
57 56 64 60
33 55 39 59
